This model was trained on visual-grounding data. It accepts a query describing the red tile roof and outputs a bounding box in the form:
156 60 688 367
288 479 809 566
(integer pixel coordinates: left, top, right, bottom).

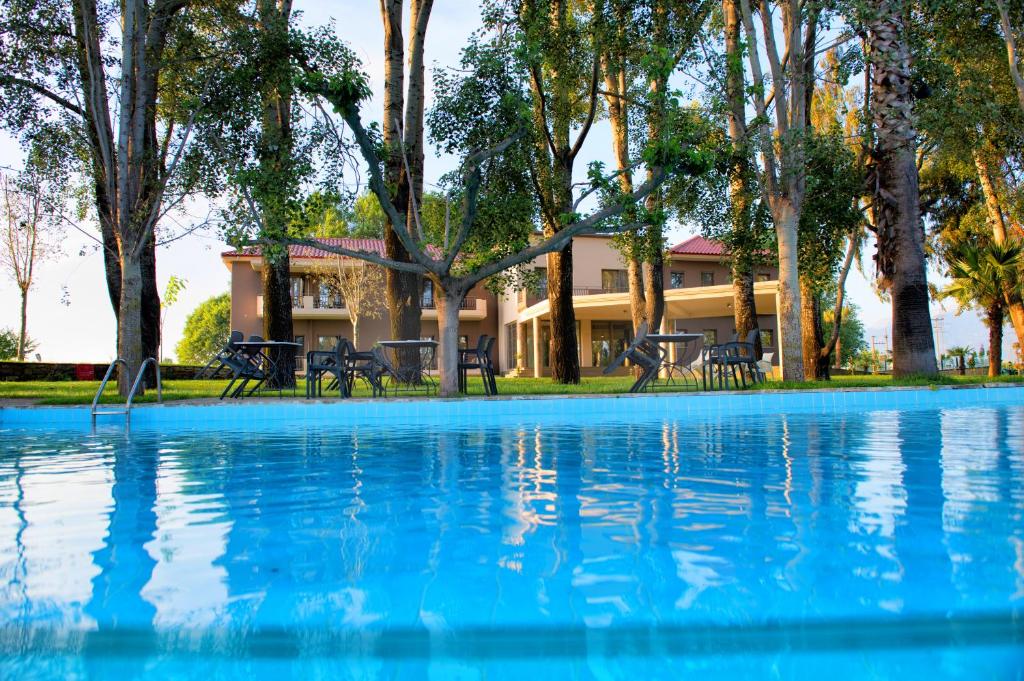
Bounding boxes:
669 235 727 256
222 238 386 259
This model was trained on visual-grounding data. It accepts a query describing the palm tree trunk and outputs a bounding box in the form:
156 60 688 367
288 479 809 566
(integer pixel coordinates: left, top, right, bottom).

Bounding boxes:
987 303 1003 377
867 0 937 376
974 146 1024 352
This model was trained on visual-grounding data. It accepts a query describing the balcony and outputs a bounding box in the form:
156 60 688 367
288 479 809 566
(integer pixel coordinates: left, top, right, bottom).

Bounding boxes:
517 284 630 310
256 295 487 321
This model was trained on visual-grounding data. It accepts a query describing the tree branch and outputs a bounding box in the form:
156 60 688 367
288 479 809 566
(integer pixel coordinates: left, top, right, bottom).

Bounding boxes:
568 55 601 161
0 75 86 117
274 237 426 274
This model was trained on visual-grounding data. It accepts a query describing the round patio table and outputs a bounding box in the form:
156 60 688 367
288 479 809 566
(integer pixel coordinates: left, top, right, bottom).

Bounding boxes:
378 340 438 395
235 340 302 394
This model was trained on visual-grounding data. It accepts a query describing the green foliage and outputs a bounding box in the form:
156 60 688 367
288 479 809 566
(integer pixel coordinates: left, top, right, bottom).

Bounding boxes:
939 240 1021 316
798 126 864 292
175 293 231 366
163 276 187 309
428 30 539 285
0 328 36 361
822 299 868 366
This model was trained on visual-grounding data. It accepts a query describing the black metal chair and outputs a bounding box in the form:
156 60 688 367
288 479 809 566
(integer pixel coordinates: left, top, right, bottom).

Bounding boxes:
603 321 662 393
483 336 498 394
306 342 350 398
459 335 494 395
197 330 243 378
219 337 268 399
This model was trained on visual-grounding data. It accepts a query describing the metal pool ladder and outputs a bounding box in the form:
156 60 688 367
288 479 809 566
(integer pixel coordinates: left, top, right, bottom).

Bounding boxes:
91 357 162 426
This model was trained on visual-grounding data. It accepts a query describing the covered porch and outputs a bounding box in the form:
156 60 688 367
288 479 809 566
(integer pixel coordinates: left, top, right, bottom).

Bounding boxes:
503 282 781 377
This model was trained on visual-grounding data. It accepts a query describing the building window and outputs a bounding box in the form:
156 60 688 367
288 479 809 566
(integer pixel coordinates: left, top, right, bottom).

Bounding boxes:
459 335 469 348
703 329 718 346
761 329 774 347
756 272 770 282
290 276 304 307
700 271 714 286
317 335 341 351
421 280 434 308
670 271 684 289
590 321 632 368
601 269 629 293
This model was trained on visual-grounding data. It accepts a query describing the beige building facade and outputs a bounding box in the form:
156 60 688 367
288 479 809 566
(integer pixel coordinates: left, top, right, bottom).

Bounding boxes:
221 234 782 375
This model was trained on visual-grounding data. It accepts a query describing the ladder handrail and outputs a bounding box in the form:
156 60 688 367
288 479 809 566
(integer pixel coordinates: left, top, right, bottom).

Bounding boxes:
91 357 161 426
126 358 162 414
91 358 127 416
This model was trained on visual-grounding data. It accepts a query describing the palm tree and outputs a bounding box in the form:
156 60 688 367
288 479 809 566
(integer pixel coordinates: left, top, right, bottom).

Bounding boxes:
940 241 1022 377
944 346 972 376
865 0 937 375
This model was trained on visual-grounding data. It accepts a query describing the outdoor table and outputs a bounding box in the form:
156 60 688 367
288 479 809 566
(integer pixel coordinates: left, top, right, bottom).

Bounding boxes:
378 340 439 395
235 340 301 396
646 333 704 390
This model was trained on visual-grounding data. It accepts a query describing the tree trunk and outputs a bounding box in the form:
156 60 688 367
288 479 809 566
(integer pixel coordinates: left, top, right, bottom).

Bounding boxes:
117 255 144 395
643 246 665 331
141 234 160 384
627 259 645 332
351 316 360 350
987 303 1003 377
974 147 1024 352
17 287 28 361
262 252 295 387
725 0 760 356
381 0 423 347
799 277 829 380
994 0 1024 113
868 0 937 376
775 202 805 381
435 287 463 397
547 242 579 383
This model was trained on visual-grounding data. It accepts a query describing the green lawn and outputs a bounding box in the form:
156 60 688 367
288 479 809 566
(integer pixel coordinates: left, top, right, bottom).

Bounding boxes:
0 372 1019 406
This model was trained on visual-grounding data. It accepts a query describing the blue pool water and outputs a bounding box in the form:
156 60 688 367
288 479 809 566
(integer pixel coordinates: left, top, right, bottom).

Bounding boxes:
1 390 1023 678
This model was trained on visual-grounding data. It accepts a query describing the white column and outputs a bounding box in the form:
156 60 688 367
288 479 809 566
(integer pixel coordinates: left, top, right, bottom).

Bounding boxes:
580 319 593 369
532 316 542 378
516 322 527 373
775 290 783 374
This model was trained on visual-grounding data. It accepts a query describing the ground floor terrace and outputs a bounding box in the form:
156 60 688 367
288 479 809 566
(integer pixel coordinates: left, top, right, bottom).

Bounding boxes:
498 281 782 377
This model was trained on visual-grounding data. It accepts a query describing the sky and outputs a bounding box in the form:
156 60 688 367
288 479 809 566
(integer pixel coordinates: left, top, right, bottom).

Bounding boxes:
0 1 1008 364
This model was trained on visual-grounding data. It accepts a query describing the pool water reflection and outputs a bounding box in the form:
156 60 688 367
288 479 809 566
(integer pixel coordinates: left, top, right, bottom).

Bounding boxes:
1 404 1022 678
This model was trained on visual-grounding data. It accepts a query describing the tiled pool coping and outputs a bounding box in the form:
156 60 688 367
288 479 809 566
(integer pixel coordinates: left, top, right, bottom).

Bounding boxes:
1 383 1022 431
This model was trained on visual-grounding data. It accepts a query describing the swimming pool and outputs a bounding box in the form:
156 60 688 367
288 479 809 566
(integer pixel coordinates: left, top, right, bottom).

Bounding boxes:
1 387 1022 678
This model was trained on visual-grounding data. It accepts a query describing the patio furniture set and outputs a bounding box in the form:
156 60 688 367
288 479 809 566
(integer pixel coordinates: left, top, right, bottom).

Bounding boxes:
604 322 773 393
200 332 499 400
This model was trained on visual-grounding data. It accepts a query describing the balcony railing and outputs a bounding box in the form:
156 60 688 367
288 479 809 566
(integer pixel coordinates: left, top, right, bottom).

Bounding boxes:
420 296 479 310
518 284 629 308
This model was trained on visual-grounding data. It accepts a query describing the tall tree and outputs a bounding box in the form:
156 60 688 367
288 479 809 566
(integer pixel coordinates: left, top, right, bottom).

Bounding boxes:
379 0 433 351
913 0 1024 356
256 0 297 386
738 0 819 381
0 169 60 361
511 0 603 383
0 0 220 394
862 0 937 375
599 0 710 335
939 241 1021 377
723 0 761 348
